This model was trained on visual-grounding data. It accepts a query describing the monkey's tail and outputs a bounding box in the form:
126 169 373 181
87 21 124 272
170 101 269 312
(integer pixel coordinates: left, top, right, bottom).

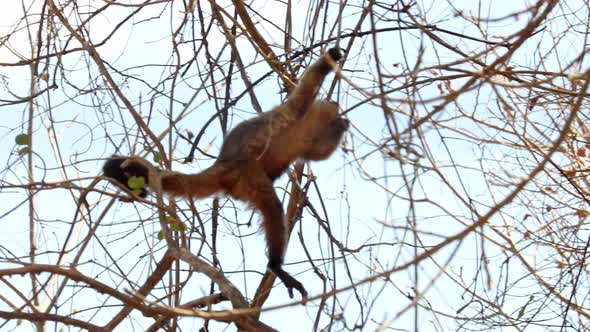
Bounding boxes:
160 164 224 198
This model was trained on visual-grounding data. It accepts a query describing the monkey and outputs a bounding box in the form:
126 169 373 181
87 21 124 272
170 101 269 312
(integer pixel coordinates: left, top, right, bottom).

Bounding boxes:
102 47 347 299
102 157 149 198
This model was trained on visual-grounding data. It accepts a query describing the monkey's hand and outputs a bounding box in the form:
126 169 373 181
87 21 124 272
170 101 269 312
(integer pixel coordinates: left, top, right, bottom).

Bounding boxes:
327 47 344 63
103 156 153 199
317 47 344 74
269 265 308 300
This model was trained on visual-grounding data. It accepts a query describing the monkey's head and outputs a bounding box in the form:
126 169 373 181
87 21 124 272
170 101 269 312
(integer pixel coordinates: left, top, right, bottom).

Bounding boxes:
300 101 349 161
306 101 347 126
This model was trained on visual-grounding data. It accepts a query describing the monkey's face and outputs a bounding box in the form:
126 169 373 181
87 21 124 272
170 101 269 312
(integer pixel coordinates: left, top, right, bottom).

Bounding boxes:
300 104 349 161
323 101 348 131
302 101 348 140
337 117 350 131
309 101 339 121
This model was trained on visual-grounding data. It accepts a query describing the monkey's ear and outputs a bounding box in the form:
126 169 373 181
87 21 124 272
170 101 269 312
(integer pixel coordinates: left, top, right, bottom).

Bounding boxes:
327 47 344 62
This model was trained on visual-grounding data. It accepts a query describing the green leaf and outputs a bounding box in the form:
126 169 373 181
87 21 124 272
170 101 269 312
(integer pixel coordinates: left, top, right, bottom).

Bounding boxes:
15 134 30 146
171 221 187 232
516 295 534 319
127 176 146 190
157 230 164 240
153 151 162 163
516 306 525 320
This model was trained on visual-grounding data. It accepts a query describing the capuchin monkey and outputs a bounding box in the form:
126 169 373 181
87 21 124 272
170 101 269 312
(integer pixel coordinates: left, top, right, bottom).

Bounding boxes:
103 47 347 299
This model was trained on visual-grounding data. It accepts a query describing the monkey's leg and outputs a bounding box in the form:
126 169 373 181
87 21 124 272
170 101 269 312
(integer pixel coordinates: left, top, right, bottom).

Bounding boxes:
258 190 308 299
233 168 308 299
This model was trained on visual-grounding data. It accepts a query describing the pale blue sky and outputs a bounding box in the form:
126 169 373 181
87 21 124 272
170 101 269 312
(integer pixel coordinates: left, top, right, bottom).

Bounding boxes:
1 0 587 331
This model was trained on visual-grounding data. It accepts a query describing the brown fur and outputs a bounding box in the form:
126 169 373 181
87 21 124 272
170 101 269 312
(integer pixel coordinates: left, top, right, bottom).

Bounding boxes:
103 48 347 299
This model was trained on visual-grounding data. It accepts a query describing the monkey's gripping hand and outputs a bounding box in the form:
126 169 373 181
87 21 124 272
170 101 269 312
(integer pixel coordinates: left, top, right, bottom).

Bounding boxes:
102 156 153 199
268 258 308 300
327 47 344 63
317 47 344 74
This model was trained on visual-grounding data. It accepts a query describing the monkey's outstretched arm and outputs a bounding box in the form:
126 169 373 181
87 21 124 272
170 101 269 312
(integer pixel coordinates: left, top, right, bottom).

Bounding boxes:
103 156 223 199
284 48 343 118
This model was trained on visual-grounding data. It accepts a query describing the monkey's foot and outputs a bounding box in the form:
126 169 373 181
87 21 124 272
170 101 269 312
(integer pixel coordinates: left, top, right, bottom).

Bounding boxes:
271 267 308 300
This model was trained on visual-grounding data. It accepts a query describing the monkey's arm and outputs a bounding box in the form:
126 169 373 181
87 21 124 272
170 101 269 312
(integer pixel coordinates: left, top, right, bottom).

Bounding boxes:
103 156 223 200
284 48 342 118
